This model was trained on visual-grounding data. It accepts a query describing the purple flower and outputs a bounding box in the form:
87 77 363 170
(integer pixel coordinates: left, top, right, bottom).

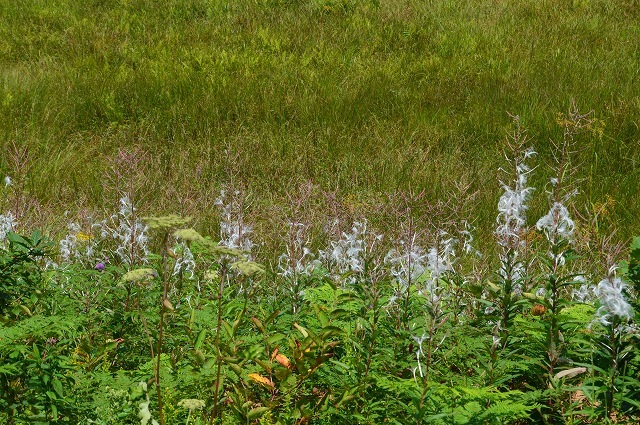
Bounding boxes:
95 262 106 272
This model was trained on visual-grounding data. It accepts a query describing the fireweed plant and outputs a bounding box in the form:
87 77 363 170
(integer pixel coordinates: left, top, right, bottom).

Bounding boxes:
2 110 640 424
576 238 640 423
526 106 600 423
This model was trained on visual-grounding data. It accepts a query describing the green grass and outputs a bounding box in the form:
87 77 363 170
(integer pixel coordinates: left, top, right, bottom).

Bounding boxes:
1 0 639 244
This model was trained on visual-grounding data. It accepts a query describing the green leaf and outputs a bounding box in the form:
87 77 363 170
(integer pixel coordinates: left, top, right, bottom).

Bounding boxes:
264 310 280 325
246 406 269 420
267 333 286 346
195 330 206 350
222 320 233 338
314 305 329 327
52 378 64 397
330 308 348 319
293 323 308 338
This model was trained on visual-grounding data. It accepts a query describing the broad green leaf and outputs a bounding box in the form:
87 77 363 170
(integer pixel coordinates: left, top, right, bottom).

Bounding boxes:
266 333 286 345
194 330 206 350
52 378 63 397
293 323 308 338
246 406 269 420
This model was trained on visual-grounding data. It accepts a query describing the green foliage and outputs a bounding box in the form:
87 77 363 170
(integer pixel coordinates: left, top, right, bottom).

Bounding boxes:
0 231 51 318
1 0 640 247
1 218 640 424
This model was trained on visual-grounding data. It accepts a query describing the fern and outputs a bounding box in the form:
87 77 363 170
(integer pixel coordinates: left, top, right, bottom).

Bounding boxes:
0 314 84 355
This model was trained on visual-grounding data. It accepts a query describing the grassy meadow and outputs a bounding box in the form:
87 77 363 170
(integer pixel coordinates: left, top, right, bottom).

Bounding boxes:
1 0 639 242
2 0 640 424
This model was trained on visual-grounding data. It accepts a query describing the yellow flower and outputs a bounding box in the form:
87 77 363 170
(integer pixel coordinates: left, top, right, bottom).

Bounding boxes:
76 232 94 241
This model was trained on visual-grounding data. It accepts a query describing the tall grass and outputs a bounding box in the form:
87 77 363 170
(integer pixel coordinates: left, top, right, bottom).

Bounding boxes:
1 0 639 246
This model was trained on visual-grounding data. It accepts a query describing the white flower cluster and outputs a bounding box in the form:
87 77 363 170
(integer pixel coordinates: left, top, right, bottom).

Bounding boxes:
277 222 317 279
496 148 536 247
321 220 373 286
172 241 196 279
427 234 456 279
59 221 100 265
216 190 254 255
571 275 594 303
105 197 149 265
385 236 427 296
594 276 633 326
421 233 458 297
0 212 15 243
536 202 575 243
459 220 479 256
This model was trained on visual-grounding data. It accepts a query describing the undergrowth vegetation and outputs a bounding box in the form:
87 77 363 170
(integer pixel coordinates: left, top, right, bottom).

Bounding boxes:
1 0 640 424
1 109 640 424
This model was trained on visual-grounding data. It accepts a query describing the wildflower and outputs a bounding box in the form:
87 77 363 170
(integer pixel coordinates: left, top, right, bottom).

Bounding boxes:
105 197 150 265
216 190 254 255
59 222 81 263
76 231 94 242
59 220 102 265
321 220 368 284
177 399 205 411
594 276 633 326
278 222 316 279
492 334 502 349
172 242 196 279
571 275 593 303
426 233 456 280
536 202 575 242
385 236 426 296
0 212 15 241
3 176 10 187
95 262 106 271
496 147 536 248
